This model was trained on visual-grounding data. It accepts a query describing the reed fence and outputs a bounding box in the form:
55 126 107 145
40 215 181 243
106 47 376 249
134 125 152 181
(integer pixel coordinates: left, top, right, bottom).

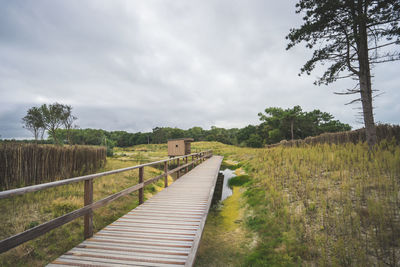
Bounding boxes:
0 144 106 190
266 124 400 148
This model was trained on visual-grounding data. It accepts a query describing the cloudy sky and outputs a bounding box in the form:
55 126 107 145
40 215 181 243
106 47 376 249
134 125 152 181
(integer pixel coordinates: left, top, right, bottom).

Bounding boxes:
1 1 399 139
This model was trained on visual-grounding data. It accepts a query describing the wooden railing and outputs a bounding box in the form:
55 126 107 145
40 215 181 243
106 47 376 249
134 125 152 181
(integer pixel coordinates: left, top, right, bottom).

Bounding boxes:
0 150 213 254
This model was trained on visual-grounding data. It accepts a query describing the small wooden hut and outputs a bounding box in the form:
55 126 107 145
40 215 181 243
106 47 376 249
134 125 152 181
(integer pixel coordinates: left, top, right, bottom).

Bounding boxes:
167 138 194 157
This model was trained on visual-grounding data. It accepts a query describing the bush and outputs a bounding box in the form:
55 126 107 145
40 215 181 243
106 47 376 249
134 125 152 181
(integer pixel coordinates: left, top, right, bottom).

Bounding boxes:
228 175 251 188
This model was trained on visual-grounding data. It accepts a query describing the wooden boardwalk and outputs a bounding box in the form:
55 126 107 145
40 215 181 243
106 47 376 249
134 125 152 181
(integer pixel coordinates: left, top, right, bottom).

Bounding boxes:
48 155 223 267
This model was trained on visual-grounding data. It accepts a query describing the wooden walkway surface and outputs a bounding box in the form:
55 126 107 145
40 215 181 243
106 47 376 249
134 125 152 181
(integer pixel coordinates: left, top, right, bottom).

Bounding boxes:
48 155 223 267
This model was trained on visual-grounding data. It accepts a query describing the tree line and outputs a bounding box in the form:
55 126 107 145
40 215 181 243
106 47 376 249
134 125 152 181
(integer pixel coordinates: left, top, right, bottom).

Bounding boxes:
31 105 350 149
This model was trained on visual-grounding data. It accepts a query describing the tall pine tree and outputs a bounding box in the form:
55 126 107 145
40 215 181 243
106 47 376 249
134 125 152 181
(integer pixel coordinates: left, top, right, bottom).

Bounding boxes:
286 0 400 147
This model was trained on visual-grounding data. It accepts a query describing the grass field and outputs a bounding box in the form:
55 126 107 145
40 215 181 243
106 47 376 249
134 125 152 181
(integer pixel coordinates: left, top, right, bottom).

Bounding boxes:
1 141 399 266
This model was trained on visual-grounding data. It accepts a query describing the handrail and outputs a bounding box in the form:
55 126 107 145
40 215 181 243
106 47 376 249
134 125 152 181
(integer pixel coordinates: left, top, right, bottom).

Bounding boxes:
0 151 210 199
0 150 213 254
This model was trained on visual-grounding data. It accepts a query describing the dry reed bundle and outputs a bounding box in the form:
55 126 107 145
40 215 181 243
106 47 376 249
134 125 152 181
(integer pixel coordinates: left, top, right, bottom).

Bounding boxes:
266 124 400 148
0 144 106 190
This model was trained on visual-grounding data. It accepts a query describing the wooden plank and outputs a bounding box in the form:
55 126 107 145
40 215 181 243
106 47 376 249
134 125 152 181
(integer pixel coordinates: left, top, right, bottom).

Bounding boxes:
127 211 204 217
100 232 195 241
104 226 197 236
130 208 206 214
75 243 190 256
122 214 202 221
59 254 185 267
97 231 195 241
81 240 192 253
109 223 198 231
143 200 207 205
71 247 188 260
134 206 206 211
86 238 192 249
124 213 202 220
139 202 207 207
90 236 193 247
114 220 200 227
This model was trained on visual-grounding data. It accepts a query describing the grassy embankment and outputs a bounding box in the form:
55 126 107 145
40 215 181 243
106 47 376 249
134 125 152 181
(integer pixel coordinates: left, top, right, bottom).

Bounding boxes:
0 145 173 266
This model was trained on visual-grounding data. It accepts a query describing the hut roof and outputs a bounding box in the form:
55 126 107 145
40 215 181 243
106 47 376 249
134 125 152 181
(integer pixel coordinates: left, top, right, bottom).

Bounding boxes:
167 138 194 142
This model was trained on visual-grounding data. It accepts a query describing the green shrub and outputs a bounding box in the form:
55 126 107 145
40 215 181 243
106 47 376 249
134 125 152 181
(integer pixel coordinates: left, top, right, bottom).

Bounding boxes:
26 221 40 230
52 202 80 218
228 175 250 188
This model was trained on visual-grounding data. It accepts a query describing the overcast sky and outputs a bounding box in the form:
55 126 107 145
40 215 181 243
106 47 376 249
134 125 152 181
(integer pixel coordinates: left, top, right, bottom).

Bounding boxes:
1 0 399 139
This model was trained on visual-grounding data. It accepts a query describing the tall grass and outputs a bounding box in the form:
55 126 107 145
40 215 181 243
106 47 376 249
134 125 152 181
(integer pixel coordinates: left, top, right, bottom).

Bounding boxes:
243 140 400 266
0 143 106 190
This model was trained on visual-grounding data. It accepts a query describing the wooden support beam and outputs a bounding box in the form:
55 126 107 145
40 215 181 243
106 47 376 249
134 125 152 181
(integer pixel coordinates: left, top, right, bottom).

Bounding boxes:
177 158 180 179
84 179 93 239
139 167 144 205
164 161 168 188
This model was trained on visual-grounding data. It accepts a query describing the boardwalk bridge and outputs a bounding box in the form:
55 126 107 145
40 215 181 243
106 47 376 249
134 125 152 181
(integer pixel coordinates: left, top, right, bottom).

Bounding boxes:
0 151 223 266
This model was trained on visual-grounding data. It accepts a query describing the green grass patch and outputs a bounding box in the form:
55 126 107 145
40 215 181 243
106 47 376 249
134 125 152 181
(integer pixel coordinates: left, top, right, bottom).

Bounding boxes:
195 187 250 266
220 160 242 170
227 175 250 188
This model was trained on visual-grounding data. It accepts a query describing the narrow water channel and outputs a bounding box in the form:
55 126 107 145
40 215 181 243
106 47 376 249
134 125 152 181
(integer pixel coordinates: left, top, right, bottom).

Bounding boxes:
220 169 237 201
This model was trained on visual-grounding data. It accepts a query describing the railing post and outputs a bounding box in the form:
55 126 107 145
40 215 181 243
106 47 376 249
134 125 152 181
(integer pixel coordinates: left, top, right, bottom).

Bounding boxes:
139 167 144 205
164 161 168 188
84 179 93 239
192 155 194 169
185 156 188 173
177 158 180 178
